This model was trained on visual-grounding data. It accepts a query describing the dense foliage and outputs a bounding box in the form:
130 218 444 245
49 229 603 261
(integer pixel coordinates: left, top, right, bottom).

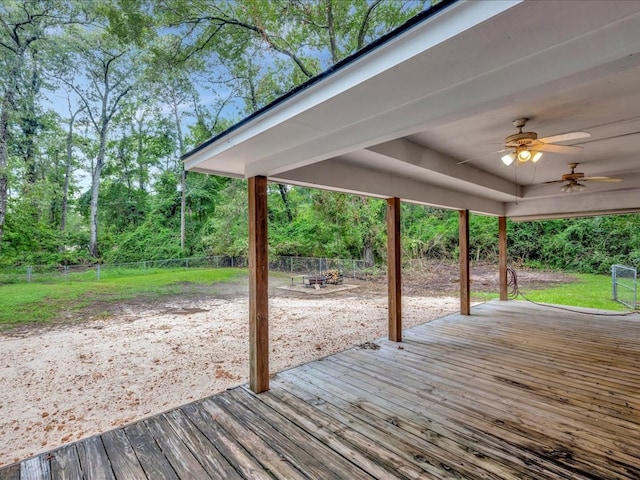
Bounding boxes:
0 1 638 275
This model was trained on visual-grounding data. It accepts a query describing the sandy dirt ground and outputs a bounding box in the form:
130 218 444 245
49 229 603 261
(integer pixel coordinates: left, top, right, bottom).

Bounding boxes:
0 264 573 466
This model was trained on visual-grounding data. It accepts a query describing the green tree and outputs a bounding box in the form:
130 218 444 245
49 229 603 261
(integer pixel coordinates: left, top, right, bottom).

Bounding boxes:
53 27 139 257
0 0 88 252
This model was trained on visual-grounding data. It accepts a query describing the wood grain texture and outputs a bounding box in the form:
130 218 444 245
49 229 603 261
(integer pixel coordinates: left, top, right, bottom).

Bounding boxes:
387 197 402 342
101 429 146 480
459 209 470 315
0 464 19 480
200 397 307 479
0 463 20 480
50 444 82 480
76 437 114 480
248 175 269 393
162 409 242 479
18 456 50 480
498 216 508 301
181 402 272 480
228 387 375 480
144 415 212 479
123 422 178 480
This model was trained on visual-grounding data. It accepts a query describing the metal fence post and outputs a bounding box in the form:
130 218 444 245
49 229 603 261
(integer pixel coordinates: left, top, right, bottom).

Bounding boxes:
612 265 617 300
96 265 101 281
629 265 636 308
27 266 32 283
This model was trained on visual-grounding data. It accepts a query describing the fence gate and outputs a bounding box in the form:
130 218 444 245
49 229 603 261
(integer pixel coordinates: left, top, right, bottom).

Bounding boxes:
612 264 637 309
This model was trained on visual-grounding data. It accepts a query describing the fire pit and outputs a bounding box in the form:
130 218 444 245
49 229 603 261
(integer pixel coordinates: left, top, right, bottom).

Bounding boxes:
303 275 327 288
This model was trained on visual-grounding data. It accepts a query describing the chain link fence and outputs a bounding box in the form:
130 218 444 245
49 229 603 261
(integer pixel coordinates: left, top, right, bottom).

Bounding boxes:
611 264 637 309
0 255 371 285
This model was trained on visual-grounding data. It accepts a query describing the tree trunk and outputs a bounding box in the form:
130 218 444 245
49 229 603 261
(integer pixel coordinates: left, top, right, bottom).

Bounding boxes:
0 101 9 253
136 116 146 191
326 0 339 63
363 241 375 267
21 65 41 185
357 0 383 51
172 96 187 250
61 115 76 233
278 183 293 222
89 127 107 257
181 170 187 250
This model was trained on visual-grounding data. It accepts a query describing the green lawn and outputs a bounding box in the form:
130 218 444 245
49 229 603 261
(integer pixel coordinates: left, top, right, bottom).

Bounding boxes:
475 273 630 312
0 268 632 329
0 268 246 328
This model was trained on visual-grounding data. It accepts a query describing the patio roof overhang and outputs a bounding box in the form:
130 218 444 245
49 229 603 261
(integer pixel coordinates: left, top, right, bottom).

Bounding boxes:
183 0 640 221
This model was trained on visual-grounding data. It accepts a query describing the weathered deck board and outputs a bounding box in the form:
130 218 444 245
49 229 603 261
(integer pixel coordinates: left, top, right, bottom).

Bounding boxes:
19 456 50 480
227 387 376 480
122 421 177 480
247 386 407 479
200 396 309 479
50 444 83 480
161 409 242 479
0 464 19 480
180 402 273 480
2 301 639 479
76 436 114 480
100 430 146 480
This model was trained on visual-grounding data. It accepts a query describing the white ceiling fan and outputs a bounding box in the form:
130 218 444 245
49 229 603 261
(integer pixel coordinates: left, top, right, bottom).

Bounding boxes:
458 118 591 165
499 118 591 166
545 163 622 193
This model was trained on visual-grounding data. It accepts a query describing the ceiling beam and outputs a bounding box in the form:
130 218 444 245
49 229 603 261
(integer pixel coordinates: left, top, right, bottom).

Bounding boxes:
365 139 517 199
272 159 504 216
506 188 640 221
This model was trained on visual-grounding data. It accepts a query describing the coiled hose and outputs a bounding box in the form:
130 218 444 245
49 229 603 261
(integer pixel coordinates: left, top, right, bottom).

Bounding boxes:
506 265 637 316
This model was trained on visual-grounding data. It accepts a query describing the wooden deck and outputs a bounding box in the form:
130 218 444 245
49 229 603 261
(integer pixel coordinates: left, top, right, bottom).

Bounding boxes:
2 300 639 479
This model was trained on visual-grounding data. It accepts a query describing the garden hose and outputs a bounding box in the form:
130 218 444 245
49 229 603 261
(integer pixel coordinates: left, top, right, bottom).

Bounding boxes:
506 266 638 317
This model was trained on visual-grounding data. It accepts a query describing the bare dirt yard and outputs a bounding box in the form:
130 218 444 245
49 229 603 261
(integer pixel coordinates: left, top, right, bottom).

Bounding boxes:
0 263 574 466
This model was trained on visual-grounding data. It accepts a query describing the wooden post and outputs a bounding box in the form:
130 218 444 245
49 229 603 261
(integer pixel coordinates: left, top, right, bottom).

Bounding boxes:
499 216 508 301
387 197 402 342
459 210 471 315
248 176 269 393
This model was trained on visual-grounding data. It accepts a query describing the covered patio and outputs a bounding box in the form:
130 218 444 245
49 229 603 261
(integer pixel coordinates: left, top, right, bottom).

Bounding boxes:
3 301 639 478
182 0 640 394
3 1 640 477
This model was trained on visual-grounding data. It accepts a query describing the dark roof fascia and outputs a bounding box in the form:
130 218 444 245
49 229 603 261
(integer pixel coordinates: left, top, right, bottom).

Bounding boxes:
181 0 460 161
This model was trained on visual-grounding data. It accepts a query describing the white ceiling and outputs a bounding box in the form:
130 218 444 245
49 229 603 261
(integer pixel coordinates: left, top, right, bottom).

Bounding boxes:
184 0 640 220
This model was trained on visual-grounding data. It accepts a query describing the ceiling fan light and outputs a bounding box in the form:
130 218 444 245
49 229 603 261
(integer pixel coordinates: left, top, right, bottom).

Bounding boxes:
561 184 569 193
501 153 515 166
531 151 542 163
517 148 531 162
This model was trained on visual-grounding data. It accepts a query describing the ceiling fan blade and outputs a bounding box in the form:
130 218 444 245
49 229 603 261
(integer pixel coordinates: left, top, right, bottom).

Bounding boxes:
583 176 623 183
542 179 564 184
535 143 583 154
538 131 591 143
572 130 640 146
457 148 507 165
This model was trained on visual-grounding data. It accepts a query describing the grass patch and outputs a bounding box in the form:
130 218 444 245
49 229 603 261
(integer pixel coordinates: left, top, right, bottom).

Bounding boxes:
475 273 630 312
517 273 629 311
0 268 246 328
